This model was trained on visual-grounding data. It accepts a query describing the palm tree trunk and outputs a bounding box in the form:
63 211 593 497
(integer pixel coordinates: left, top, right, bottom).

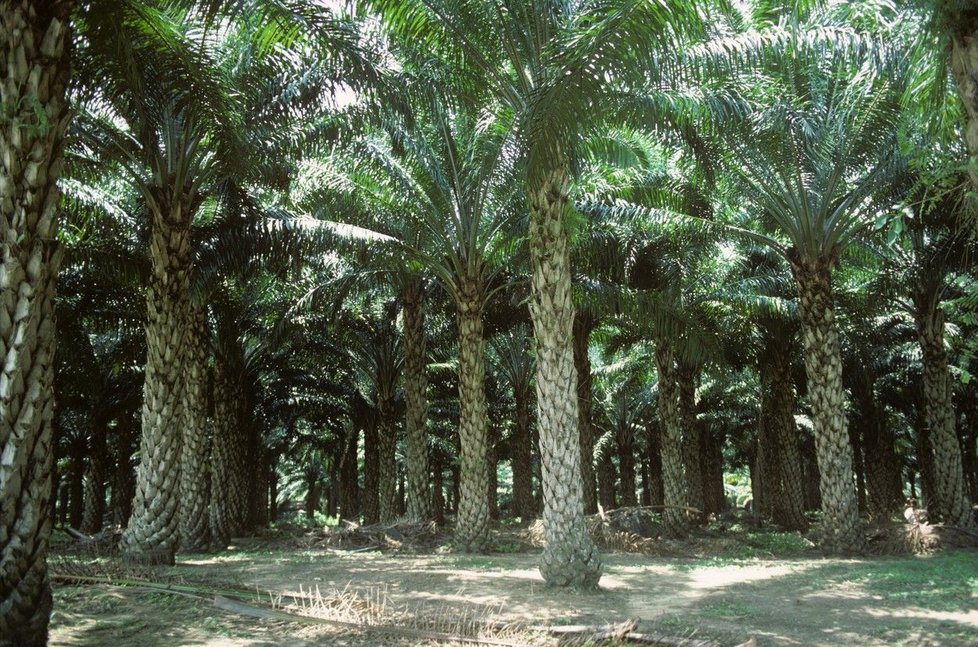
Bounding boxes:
597 449 618 510
339 427 360 522
121 187 197 563
616 428 638 507
654 337 688 538
179 307 211 552
0 3 72 639
951 26 978 192
645 422 664 507
67 438 86 529
913 284 974 526
573 314 598 515
401 276 430 521
759 343 807 531
678 365 704 522
454 284 491 551
209 360 247 548
112 414 138 527
789 256 863 552
703 427 726 515
511 383 536 520
81 417 109 534
376 387 398 523
362 412 380 525
528 168 601 588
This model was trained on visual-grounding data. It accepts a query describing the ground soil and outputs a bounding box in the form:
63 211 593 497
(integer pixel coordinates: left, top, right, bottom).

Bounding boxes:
49 527 978 647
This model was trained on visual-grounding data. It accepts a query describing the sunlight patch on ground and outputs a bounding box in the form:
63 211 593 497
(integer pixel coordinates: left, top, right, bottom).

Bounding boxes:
864 606 978 626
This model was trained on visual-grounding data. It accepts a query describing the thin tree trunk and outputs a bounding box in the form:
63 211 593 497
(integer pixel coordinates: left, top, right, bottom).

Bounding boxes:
0 3 72 640
789 255 863 552
759 337 807 531
376 388 397 523
703 426 726 515
511 384 536 519
654 336 688 538
179 307 210 552
67 438 86 530
112 415 138 527
950 24 978 192
616 428 637 507
81 417 109 534
454 285 491 551
645 423 664 507
339 427 360 522
856 379 901 519
678 365 704 523
529 167 601 588
432 453 446 524
913 283 974 526
574 314 598 515
401 276 430 521
597 449 617 511
362 412 380 525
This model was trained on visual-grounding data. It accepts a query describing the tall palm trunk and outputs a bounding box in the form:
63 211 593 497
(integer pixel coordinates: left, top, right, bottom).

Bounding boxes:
111 414 138 527
376 384 398 523
528 167 601 588
209 360 247 548
853 373 902 519
401 276 430 521
703 427 726 515
616 427 637 506
80 416 109 534
789 255 863 553
759 339 807 531
511 382 536 520
913 282 974 526
362 412 380 525
339 427 360 521
678 365 704 522
179 307 211 551
951 25 978 191
654 336 688 538
454 279 491 551
121 186 196 563
597 449 618 510
0 2 72 640
573 315 598 515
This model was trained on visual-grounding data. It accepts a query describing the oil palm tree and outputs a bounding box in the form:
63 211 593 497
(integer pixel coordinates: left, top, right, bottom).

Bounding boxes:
719 42 903 552
367 0 711 586
0 1 74 640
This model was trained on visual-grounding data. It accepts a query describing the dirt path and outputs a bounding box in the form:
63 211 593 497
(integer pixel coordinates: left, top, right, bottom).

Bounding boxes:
51 549 978 646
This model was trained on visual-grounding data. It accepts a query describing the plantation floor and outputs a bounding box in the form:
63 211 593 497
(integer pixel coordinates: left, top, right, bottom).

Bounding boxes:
49 539 978 646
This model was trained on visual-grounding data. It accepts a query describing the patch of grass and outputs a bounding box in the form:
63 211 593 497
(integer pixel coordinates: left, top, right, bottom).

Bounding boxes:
700 601 755 618
844 554 978 612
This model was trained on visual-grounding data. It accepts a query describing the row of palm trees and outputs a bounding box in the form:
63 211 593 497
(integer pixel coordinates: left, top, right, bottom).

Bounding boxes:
3 0 978 644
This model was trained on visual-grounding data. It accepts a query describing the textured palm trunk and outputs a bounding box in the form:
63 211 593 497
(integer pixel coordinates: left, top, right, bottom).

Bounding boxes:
112 415 139 527
67 438 86 529
0 2 72 640
963 395 978 504
209 361 247 549
645 423 665 507
573 315 598 515
511 384 536 520
121 188 196 563
401 276 430 521
703 427 726 515
80 417 109 534
759 341 807 531
751 431 771 519
178 307 211 552
362 413 380 525
913 284 974 526
376 387 397 523
454 282 491 551
951 25 978 191
339 427 360 521
597 450 618 510
616 428 638 507
854 377 901 519
654 337 688 538
528 167 601 588
789 256 863 552
678 365 704 522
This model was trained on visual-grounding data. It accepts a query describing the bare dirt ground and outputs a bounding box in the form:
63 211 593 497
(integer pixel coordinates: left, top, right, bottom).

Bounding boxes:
49 529 978 647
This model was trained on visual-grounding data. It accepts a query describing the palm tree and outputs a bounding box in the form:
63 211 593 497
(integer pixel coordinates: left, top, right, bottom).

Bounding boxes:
718 41 903 551
368 0 711 587
0 1 73 640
